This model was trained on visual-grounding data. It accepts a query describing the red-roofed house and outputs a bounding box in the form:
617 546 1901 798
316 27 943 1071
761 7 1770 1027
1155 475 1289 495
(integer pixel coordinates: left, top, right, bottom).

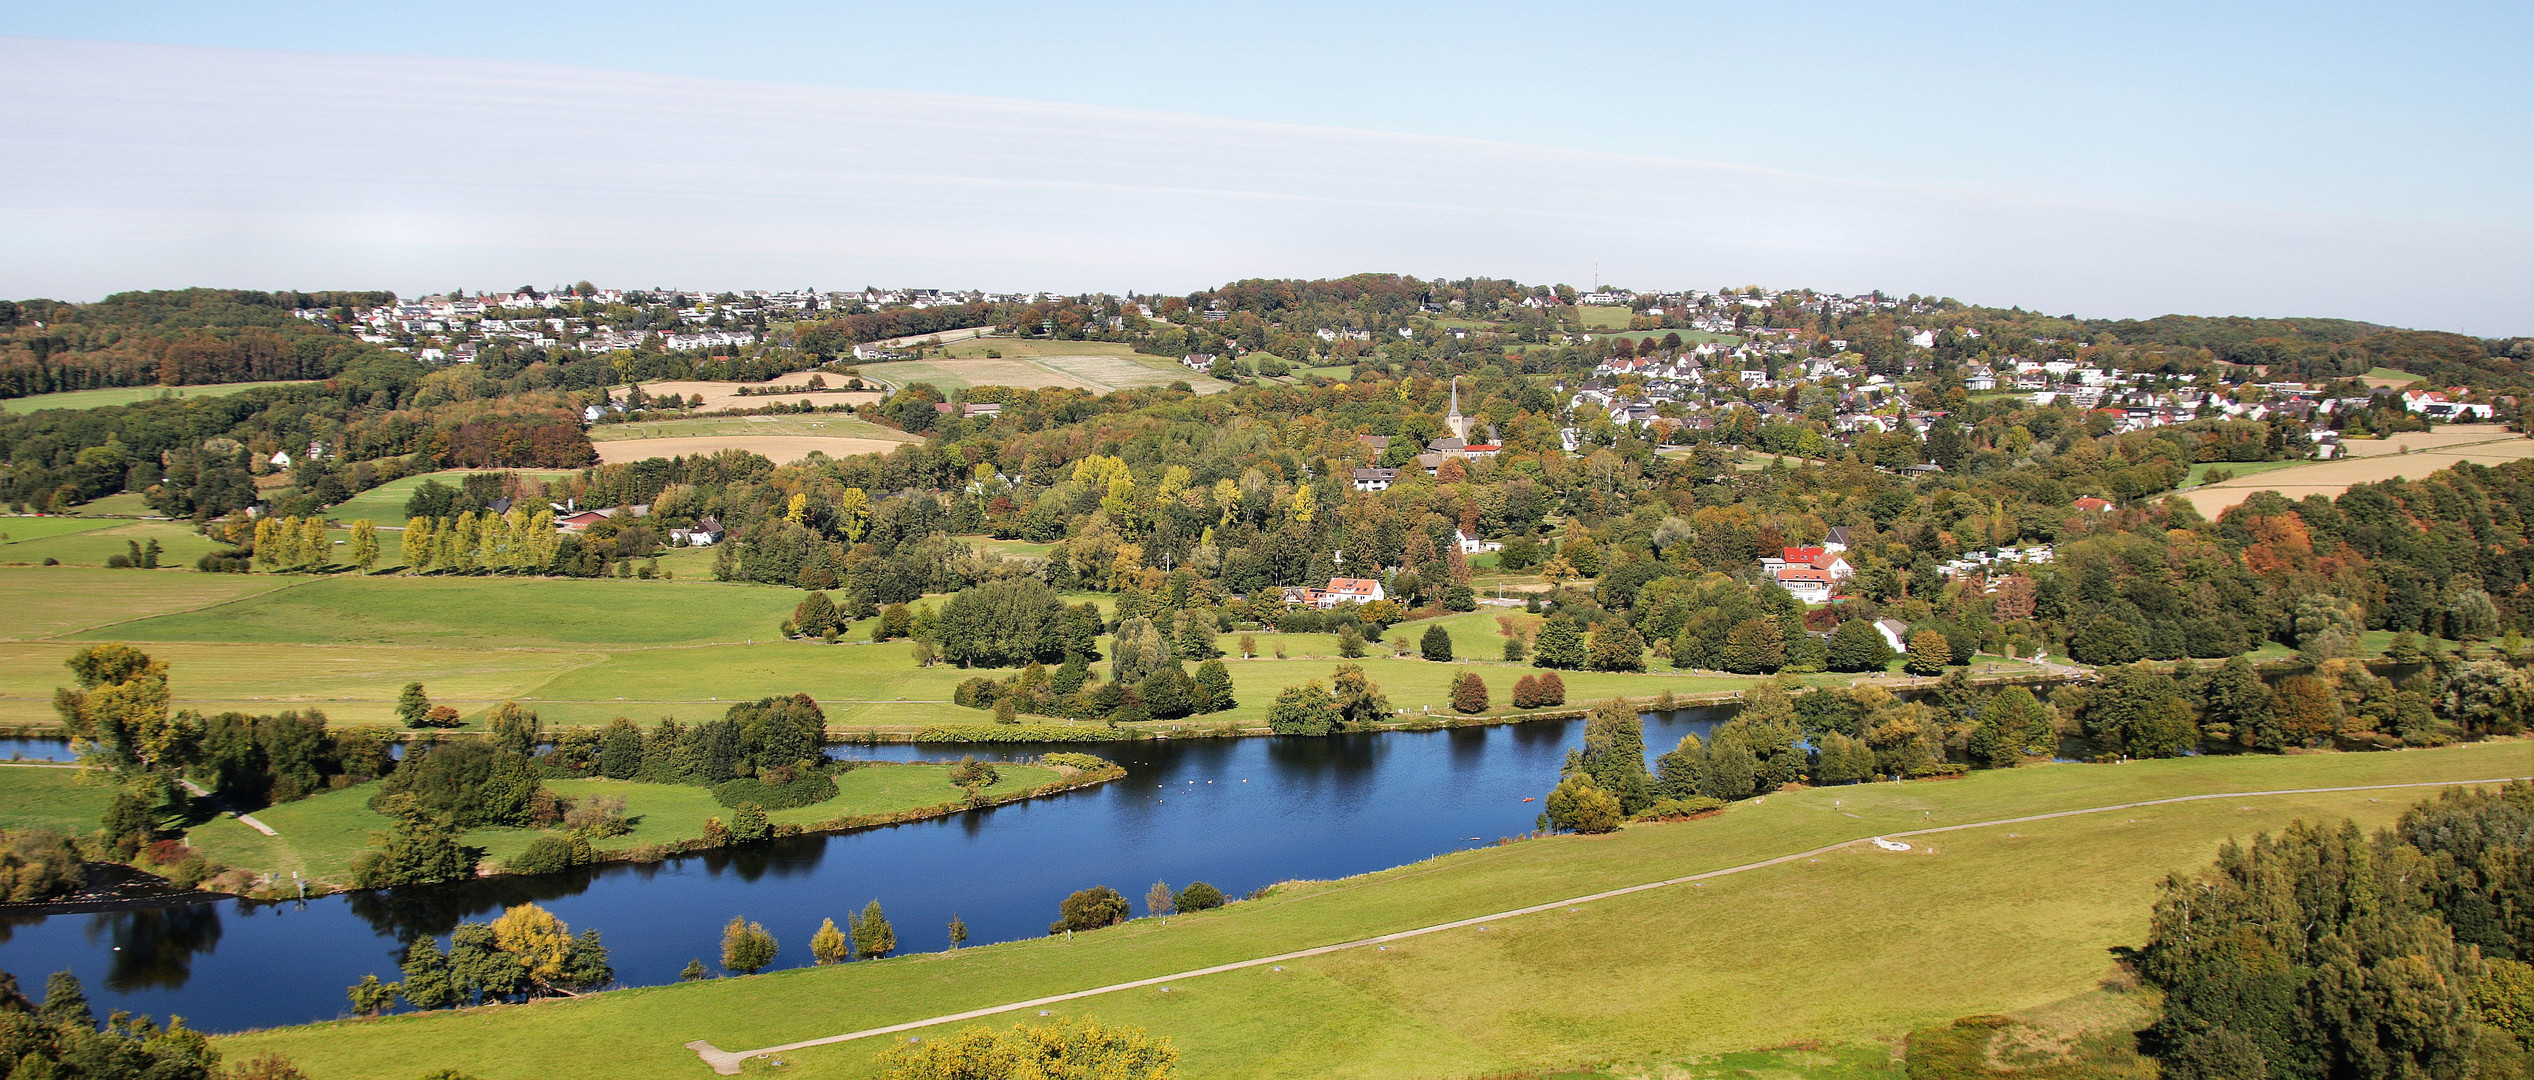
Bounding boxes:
1323 578 1386 606
1778 565 1835 604
1782 546 1827 564
2073 497 2114 513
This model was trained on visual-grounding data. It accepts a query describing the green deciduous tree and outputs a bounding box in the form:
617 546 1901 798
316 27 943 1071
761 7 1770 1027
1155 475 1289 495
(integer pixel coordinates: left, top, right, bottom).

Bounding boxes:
721 917 778 974
2137 819 2477 1080
1054 886 1129 932
1826 619 1894 673
1266 681 1340 736
854 900 896 959
1903 629 1952 676
1579 699 1655 813
1420 624 1453 661
1541 772 1622 834
1330 664 1391 727
1532 617 1586 670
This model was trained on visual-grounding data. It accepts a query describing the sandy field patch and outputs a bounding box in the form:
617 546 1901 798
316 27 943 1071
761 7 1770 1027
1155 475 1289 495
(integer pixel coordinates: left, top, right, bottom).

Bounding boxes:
634 380 883 412
2176 430 2534 516
2335 425 2513 457
592 435 909 465
862 353 1225 394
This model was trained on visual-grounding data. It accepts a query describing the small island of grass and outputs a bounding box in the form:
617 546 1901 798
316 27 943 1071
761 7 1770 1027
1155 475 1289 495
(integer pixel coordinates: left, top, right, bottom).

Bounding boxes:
6 646 1123 901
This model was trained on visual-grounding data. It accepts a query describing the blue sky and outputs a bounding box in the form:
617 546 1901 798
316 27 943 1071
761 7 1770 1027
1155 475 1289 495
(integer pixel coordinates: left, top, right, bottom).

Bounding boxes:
2 1 2528 332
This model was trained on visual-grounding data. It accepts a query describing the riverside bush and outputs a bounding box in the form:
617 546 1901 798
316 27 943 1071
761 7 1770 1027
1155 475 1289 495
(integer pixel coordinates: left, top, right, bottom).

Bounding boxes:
710 768 838 810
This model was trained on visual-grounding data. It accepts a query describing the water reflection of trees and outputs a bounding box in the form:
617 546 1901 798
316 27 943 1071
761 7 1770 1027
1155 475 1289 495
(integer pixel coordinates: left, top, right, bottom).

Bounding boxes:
344 866 601 941
82 903 223 992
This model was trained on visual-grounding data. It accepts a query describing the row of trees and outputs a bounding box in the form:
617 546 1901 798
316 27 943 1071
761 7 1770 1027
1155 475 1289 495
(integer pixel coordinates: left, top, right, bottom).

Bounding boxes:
2134 783 2534 1079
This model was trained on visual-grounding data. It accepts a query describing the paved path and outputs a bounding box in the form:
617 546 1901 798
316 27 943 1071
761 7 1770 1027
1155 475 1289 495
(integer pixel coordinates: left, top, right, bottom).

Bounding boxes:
686 775 2527 1074
176 778 277 837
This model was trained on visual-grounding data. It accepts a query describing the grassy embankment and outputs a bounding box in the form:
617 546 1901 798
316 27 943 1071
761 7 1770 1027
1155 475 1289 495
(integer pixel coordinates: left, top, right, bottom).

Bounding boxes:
0 765 113 833
217 740 2534 1080
0 381 317 415
0 568 1817 730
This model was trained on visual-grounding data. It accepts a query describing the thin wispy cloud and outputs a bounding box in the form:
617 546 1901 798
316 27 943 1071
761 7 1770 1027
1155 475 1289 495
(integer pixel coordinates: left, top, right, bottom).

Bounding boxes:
0 37 2523 333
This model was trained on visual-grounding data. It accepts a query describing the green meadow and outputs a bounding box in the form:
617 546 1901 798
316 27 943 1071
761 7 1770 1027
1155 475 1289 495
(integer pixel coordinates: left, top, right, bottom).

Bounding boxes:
0 519 228 567
216 740 2534 1080
0 766 113 833
0 568 1775 728
0 380 317 415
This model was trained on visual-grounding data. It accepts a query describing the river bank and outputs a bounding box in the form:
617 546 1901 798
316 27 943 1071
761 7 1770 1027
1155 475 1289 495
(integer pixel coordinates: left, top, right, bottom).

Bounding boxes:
2 758 1127 904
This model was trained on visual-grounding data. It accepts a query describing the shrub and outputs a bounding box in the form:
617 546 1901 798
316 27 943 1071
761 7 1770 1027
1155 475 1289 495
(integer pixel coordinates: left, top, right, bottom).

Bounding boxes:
1041 752 1113 771
1174 880 1226 912
727 804 771 843
711 770 839 810
0 829 83 902
1052 885 1129 933
948 756 1001 789
1630 796 1726 821
506 833 597 875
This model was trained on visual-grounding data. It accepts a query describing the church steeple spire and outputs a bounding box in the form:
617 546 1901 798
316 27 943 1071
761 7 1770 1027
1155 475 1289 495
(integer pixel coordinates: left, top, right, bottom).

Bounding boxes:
1445 376 1472 441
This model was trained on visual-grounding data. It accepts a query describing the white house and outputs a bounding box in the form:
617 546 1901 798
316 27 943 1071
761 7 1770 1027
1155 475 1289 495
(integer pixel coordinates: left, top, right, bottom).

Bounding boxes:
1778 566 1835 604
1874 618 1912 654
1455 530 1503 554
1351 467 1400 493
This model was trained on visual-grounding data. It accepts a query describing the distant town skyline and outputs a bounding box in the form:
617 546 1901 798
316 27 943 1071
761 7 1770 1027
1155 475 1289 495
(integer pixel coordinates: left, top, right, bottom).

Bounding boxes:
0 2 2527 335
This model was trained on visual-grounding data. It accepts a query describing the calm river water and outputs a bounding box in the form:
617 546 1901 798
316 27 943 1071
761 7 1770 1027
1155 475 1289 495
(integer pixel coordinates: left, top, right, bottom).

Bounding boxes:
0 710 1730 1032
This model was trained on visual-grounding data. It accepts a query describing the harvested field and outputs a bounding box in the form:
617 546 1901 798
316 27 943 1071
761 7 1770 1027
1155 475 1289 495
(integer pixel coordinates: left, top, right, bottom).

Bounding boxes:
873 339 1229 394
587 414 921 464
2176 427 2534 515
592 435 909 464
632 379 882 412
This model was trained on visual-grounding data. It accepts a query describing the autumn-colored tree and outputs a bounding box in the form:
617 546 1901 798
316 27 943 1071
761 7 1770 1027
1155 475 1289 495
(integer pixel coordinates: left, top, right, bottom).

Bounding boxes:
1903 629 1952 676
811 917 850 964
2273 674 2341 744
1449 672 1489 713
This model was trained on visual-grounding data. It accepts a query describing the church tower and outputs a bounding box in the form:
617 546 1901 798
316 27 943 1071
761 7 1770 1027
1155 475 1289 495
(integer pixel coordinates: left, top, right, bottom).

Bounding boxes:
1445 376 1473 441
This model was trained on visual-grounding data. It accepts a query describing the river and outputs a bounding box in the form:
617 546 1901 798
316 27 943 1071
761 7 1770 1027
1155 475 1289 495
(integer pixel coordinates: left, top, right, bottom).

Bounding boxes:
0 709 1732 1032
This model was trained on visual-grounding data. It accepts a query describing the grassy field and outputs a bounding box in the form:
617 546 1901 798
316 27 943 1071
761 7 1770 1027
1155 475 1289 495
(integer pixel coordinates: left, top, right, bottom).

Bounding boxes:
0 516 124 543
632 381 883 412
0 765 113 833
2176 428 2534 515
0 571 1767 728
2362 366 2425 386
217 740 2534 1080
2176 458 2304 489
1575 305 1634 329
0 519 228 567
179 762 1062 885
586 415 921 466
0 566 295 642
587 416 916 444
0 381 315 415
325 470 580 524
